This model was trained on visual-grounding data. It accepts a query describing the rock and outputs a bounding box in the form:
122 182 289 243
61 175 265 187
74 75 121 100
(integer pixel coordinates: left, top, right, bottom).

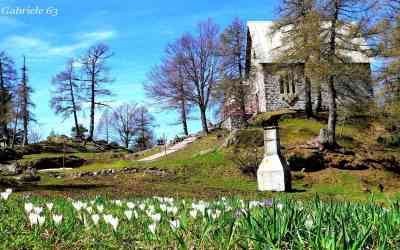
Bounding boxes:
222 129 239 148
319 128 329 146
24 156 86 170
0 148 23 162
222 129 264 148
18 167 40 182
0 162 22 175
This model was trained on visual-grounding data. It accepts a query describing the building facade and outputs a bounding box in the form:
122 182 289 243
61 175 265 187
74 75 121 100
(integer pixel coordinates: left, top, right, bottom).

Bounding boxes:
245 21 373 114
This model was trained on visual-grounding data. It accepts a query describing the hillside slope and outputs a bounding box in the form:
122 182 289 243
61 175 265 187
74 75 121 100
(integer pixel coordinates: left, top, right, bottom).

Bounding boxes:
5 115 399 202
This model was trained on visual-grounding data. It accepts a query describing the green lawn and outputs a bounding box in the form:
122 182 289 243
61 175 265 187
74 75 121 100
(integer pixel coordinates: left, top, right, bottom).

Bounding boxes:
11 116 397 203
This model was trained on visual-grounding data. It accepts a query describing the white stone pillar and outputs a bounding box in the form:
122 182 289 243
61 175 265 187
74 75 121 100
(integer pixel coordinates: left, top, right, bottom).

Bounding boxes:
257 126 291 192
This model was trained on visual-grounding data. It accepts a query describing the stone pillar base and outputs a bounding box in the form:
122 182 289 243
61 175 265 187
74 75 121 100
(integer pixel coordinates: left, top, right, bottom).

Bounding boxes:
257 126 291 192
257 155 291 191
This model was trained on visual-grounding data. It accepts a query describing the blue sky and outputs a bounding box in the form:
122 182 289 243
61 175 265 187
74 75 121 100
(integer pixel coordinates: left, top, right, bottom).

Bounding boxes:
0 0 277 141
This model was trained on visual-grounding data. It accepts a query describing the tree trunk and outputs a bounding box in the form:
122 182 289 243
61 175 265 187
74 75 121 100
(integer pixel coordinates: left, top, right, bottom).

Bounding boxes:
199 105 209 134
22 109 28 146
88 73 95 141
327 76 337 146
180 99 189 136
124 135 129 149
0 61 8 145
238 59 247 127
69 79 80 139
22 87 28 146
325 0 339 148
315 83 322 113
11 106 19 148
106 122 109 143
304 76 313 118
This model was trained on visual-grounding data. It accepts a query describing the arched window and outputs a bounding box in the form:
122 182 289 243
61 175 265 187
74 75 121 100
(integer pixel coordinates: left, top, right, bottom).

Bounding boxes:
279 71 296 95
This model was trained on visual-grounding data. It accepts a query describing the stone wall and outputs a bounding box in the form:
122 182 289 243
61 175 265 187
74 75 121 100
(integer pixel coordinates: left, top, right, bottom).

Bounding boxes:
262 64 306 112
251 63 372 113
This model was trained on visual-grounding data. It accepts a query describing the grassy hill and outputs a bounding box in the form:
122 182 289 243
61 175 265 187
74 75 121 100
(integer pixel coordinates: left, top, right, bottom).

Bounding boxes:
6 113 395 203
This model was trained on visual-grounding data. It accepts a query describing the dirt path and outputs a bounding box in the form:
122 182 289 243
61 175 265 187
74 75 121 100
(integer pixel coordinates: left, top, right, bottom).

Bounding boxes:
138 136 198 162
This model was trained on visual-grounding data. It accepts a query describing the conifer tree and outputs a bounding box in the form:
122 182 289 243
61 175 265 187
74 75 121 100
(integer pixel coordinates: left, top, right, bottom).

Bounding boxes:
0 51 16 145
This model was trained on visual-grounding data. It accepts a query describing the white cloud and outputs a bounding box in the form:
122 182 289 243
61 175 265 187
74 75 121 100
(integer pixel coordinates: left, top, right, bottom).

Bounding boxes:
0 29 117 60
80 31 116 41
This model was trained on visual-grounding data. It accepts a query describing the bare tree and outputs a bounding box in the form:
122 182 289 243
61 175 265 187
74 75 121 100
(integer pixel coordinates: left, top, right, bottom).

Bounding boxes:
28 124 43 144
0 51 16 145
167 19 220 134
134 105 156 151
111 103 138 149
81 43 114 141
50 59 82 138
218 18 249 126
145 56 192 136
97 108 113 143
18 56 35 146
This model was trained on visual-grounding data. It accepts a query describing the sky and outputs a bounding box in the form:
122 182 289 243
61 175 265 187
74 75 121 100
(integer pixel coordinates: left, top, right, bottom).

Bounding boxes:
0 0 278 141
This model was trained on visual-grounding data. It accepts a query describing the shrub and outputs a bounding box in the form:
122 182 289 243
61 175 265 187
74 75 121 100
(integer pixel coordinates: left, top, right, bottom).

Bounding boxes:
377 133 400 147
0 148 23 162
228 147 262 177
287 151 325 172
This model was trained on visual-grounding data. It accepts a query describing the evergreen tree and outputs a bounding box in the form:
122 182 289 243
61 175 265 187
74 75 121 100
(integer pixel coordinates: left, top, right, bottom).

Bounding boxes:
18 56 35 146
218 18 249 126
0 51 16 145
273 0 319 118
81 43 114 141
50 59 82 138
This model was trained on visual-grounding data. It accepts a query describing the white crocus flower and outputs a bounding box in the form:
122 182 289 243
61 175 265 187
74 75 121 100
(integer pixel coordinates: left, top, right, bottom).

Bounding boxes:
150 213 161 223
277 203 284 210
139 204 145 210
133 210 138 219
167 206 178 215
148 223 156 234
38 215 45 226
211 212 220 220
305 215 313 229
85 206 93 214
25 203 33 214
72 201 84 211
160 204 167 212
5 188 12 194
103 214 112 224
127 202 135 209
46 203 53 211
114 200 122 206
96 205 104 213
52 214 63 225
124 210 133 220
189 210 197 218
28 213 39 226
0 191 11 200
109 217 119 231
91 214 100 225
33 207 43 214
169 220 180 230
